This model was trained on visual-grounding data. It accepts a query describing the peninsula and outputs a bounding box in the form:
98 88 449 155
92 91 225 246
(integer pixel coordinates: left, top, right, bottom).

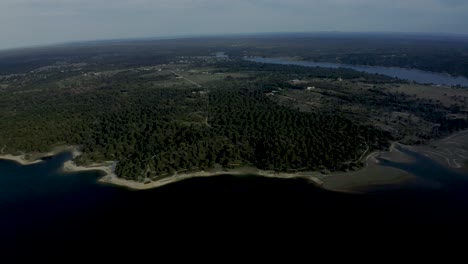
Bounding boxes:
1 34 468 192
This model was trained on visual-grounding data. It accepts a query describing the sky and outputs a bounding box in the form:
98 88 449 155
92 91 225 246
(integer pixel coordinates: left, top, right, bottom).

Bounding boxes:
1 0 468 50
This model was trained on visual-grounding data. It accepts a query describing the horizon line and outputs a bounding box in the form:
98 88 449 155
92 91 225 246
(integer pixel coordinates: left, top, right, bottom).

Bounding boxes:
2 30 468 53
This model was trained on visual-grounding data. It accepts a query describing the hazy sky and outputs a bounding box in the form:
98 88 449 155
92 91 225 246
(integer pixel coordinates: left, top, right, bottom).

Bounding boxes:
1 0 467 50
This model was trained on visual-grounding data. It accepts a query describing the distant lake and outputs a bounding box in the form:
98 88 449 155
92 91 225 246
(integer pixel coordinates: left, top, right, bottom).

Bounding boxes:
245 56 468 87
2 148 468 256
215 51 229 58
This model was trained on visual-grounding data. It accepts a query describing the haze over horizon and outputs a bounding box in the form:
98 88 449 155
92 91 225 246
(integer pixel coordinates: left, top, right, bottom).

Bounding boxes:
1 0 468 50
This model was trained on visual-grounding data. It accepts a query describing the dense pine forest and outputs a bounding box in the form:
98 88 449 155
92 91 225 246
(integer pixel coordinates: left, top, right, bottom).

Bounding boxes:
1 35 468 181
0 65 389 180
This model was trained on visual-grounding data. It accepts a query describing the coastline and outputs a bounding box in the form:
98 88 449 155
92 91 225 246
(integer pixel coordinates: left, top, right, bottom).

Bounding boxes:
320 149 416 193
0 145 78 166
62 143 413 192
63 161 325 191
63 160 118 178
115 168 325 191
1 142 418 192
0 154 44 165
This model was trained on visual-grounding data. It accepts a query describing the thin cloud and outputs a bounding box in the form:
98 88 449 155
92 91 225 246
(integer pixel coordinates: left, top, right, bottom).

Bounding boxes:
0 0 467 49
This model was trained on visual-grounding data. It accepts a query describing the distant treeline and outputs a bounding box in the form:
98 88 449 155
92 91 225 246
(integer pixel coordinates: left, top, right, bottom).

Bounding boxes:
212 59 402 84
2 34 467 77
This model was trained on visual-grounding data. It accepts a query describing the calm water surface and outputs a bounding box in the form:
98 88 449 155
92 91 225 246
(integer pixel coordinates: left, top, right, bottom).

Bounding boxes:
1 148 468 256
245 57 468 87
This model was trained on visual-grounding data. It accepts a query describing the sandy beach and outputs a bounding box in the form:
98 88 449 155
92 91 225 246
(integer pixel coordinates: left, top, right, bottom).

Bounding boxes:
62 145 414 193
0 154 44 165
85 155 413 193
320 143 420 192
320 158 415 193
63 160 116 176
86 165 323 191
1 142 418 192
0 145 78 166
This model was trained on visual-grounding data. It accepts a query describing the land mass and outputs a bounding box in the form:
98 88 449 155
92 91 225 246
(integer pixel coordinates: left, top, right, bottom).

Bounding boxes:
61 143 417 192
1 34 468 191
0 154 44 166
0 145 77 165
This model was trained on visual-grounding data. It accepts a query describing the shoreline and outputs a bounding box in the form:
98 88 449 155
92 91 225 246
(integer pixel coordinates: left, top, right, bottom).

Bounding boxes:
0 154 44 165
0 145 78 166
0 142 418 193
61 144 411 193
108 168 325 191
63 160 325 191
320 154 415 193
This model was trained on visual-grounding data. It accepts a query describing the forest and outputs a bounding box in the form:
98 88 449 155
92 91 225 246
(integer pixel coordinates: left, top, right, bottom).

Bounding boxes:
0 67 390 180
1 34 467 181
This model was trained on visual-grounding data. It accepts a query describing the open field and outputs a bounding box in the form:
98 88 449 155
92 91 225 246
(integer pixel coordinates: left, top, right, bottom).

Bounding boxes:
391 83 468 108
267 77 468 144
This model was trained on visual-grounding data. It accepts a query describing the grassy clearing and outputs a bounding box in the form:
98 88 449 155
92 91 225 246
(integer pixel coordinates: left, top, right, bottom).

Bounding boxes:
391 84 468 109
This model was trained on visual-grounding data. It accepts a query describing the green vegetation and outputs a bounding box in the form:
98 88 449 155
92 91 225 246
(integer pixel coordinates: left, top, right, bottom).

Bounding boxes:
1 35 467 182
0 60 389 181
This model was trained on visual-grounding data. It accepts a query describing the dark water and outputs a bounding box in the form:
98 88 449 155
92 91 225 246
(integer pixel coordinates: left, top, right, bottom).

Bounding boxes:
2 150 468 257
245 57 468 87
